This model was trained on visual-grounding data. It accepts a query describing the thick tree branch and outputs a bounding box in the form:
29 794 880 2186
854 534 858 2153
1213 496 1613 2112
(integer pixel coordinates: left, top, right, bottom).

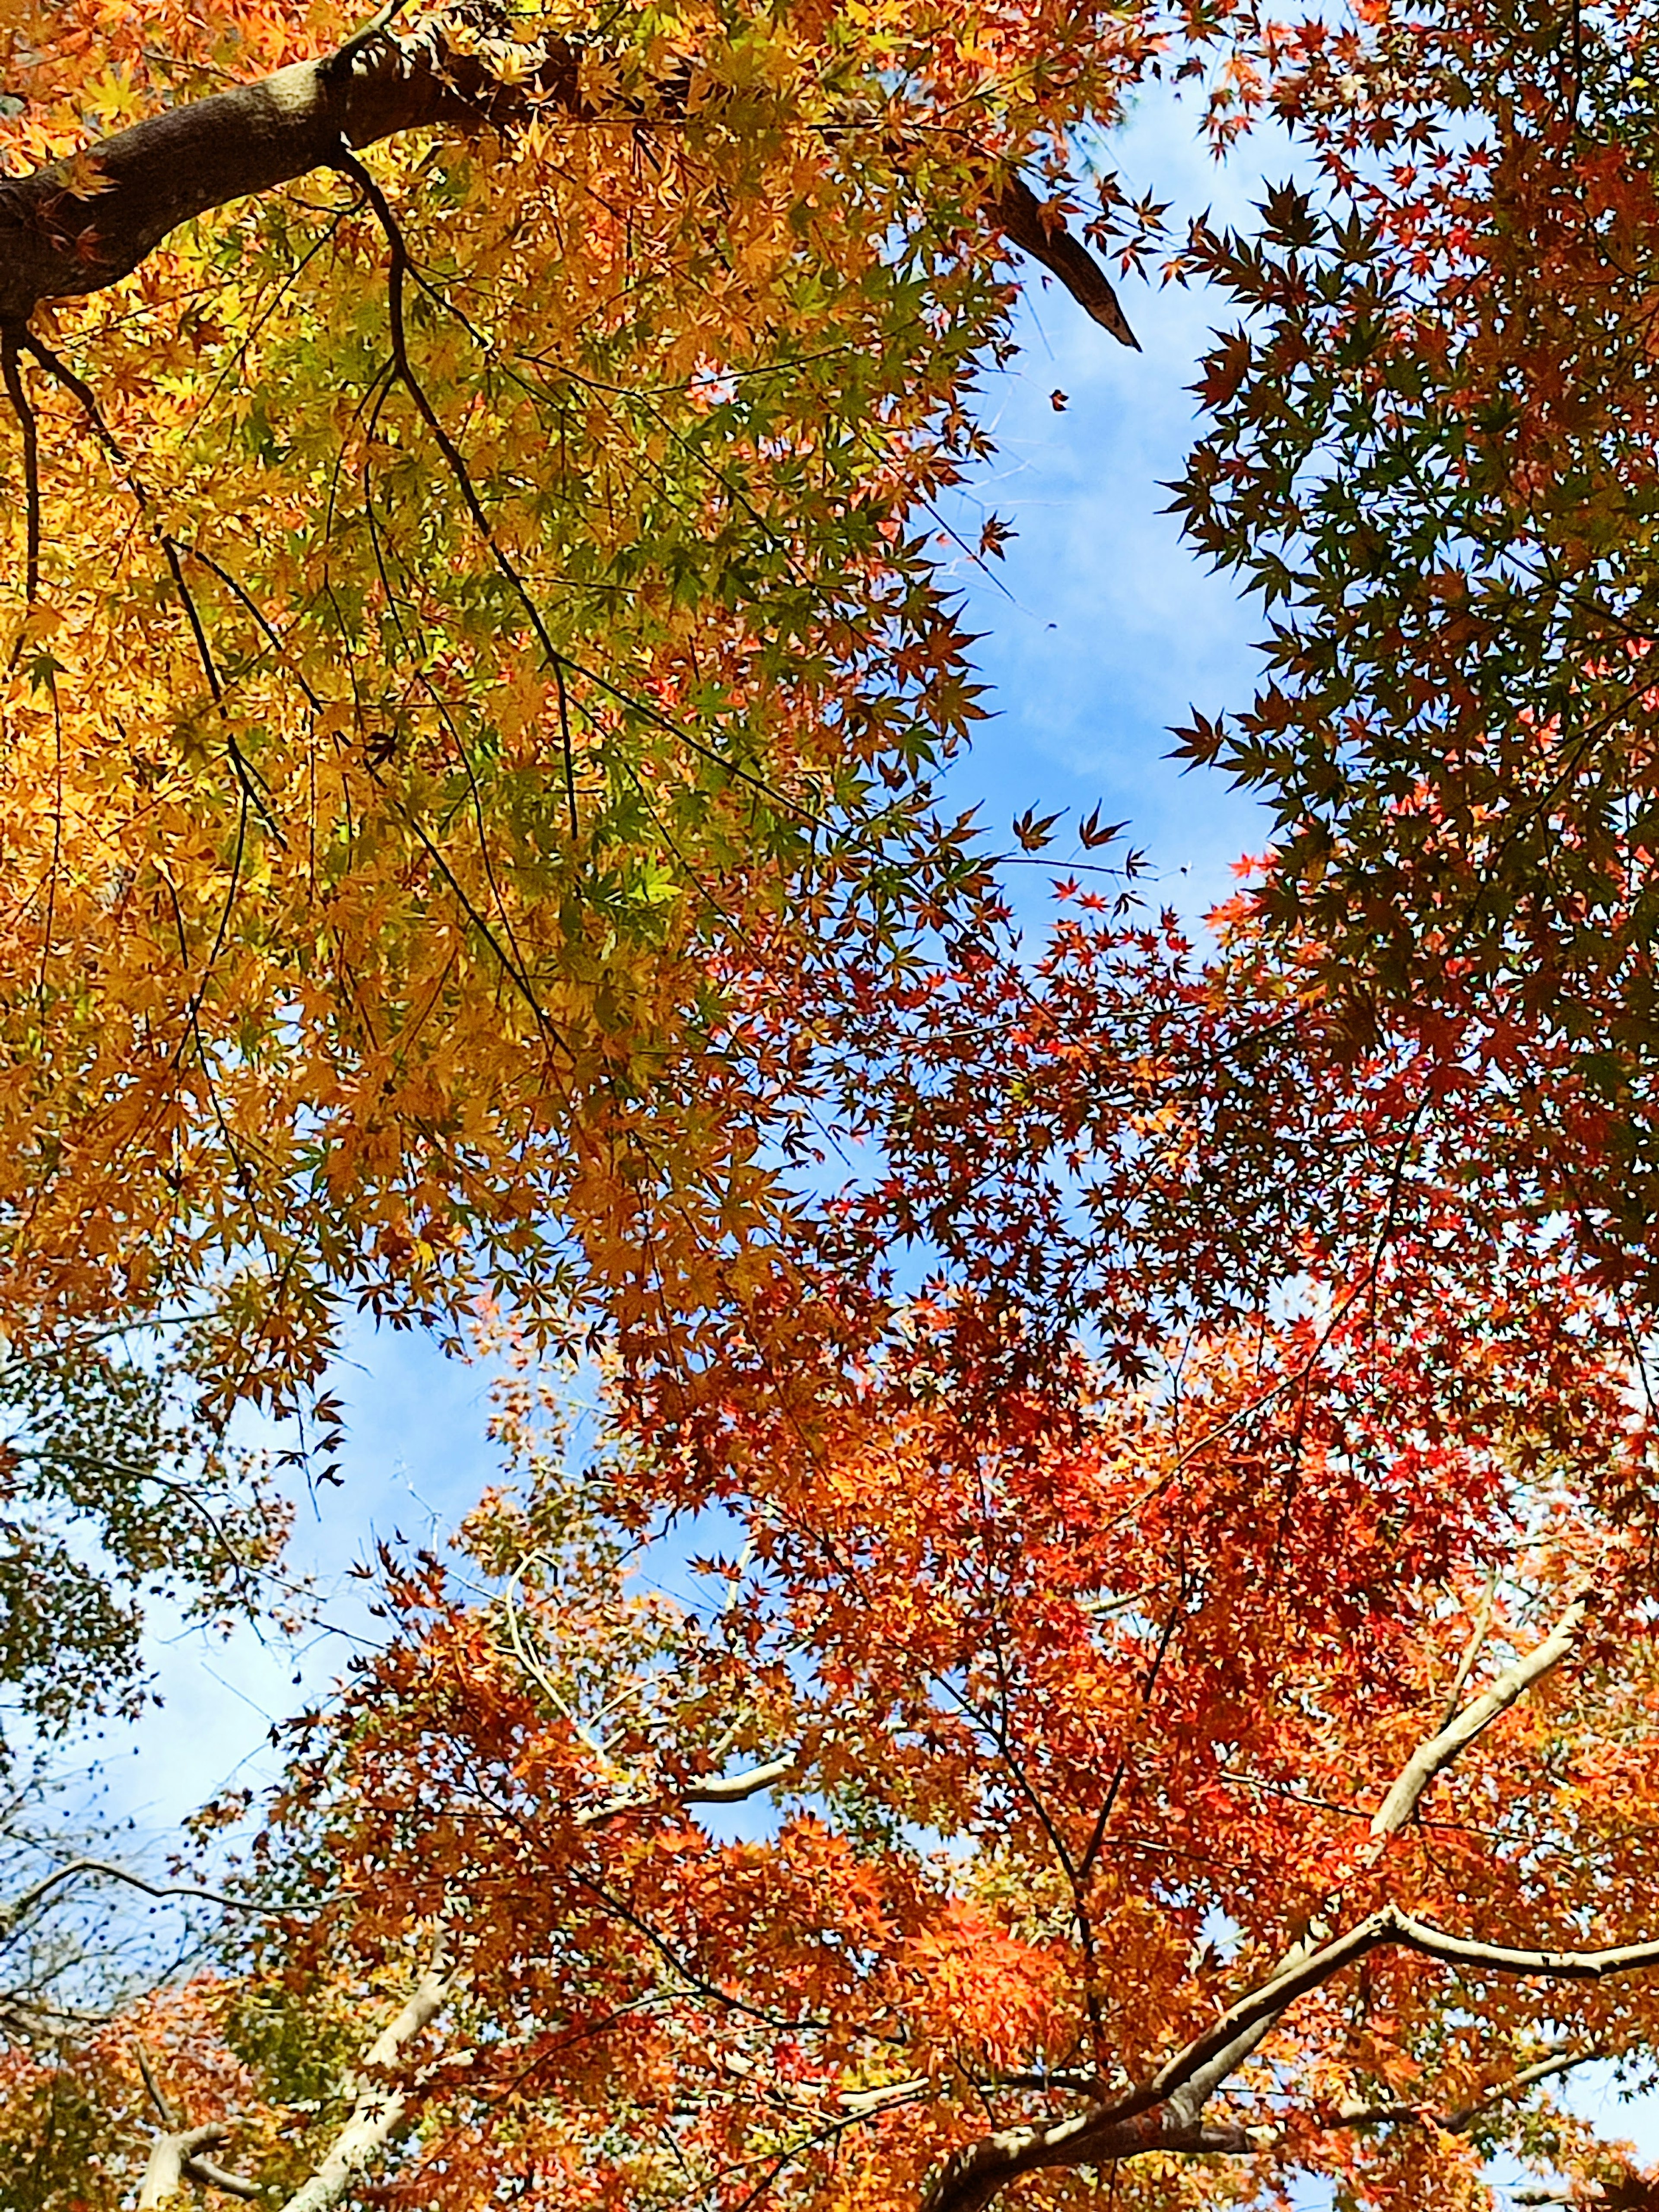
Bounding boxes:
179 2153 261 2202
138 2122 251 2208
1149 1906 1659 2117
133 2041 261 2204
0 15 577 325
985 178 1139 347
682 1754 797 1804
275 1956 453 2212
1370 1588 1592 1838
923 1912 1659 2212
0 13 1131 337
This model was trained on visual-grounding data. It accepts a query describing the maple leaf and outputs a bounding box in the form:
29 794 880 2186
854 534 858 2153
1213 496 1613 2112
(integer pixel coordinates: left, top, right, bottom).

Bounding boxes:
1014 807 1064 852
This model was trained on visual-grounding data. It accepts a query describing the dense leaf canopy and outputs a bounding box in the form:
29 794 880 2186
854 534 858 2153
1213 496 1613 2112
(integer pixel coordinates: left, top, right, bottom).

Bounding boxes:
1167 0 1659 1284
19 913 1659 2212
0 0 1112 1396
10 0 1659 2209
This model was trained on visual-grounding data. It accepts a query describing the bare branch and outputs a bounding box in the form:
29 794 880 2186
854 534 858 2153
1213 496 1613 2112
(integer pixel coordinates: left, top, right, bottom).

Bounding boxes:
1325 2098 1431 2130
921 2109 1273 2212
683 1756 797 1805
3 1852 319 1924
138 2122 235 2209
572 1752 799 1829
1371 1589 1592 1840
986 178 1140 348
836 2075 931 2114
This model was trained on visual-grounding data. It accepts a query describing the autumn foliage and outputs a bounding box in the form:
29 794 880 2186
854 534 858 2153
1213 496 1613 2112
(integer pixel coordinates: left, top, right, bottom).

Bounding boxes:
0 0 1146 1400
18 903 1645 2212
9 0 1659 2209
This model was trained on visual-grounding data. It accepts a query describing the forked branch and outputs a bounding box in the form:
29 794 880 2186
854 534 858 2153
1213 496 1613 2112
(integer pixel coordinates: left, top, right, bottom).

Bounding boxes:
138 2121 257 2209
923 1583 1635 2212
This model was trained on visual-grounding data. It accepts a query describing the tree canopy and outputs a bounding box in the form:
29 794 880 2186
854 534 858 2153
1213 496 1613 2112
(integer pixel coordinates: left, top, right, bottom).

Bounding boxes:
0 0 1143 1402
9 0 1659 2209
21 912 1659 2212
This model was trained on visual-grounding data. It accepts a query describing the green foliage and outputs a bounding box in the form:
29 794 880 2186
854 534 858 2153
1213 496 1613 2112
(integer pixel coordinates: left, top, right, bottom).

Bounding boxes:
0 1348 287 1750
1166 0 1659 1278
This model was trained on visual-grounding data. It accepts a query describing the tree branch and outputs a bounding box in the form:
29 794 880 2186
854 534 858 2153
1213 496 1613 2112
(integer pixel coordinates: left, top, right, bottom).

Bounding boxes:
682 1755 797 1804
180 2153 261 2202
1250 2047 1600 2143
0 14 1131 338
275 1955 453 2212
984 178 1139 348
133 2039 176 2127
1439 1569 1498 1730
3 1852 319 1924
131 2042 261 2203
923 1912 1659 2212
0 15 578 325
1370 1589 1592 1839
922 1585 1614 2212
257 1749 794 2209
1443 2046 1602 2134
1159 1584 1597 2123
138 2122 240 2209
0 324 40 606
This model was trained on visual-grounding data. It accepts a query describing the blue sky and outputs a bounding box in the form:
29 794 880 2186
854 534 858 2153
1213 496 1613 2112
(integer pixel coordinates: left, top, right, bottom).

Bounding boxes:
85 81 1659 2192
941 94 1277 922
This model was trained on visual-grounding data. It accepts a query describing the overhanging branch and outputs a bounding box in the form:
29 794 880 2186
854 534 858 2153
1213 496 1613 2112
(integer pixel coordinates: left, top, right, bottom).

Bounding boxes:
0 11 1133 339
0 14 577 325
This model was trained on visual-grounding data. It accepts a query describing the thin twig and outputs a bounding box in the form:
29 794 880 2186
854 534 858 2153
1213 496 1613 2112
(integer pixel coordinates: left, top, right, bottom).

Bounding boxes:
4 1852 325 1923
133 2039 176 2127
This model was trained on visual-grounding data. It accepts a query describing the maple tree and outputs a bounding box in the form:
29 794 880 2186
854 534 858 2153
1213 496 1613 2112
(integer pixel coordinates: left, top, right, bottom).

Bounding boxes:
13 897 1659 2212
0 0 1151 1410
13 0 1659 2209
1162 0 1659 1287
0 0 1172 1929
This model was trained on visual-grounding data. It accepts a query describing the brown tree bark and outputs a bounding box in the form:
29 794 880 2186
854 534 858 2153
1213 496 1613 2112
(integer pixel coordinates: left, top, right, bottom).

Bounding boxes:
0 12 1134 338
0 17 575 325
